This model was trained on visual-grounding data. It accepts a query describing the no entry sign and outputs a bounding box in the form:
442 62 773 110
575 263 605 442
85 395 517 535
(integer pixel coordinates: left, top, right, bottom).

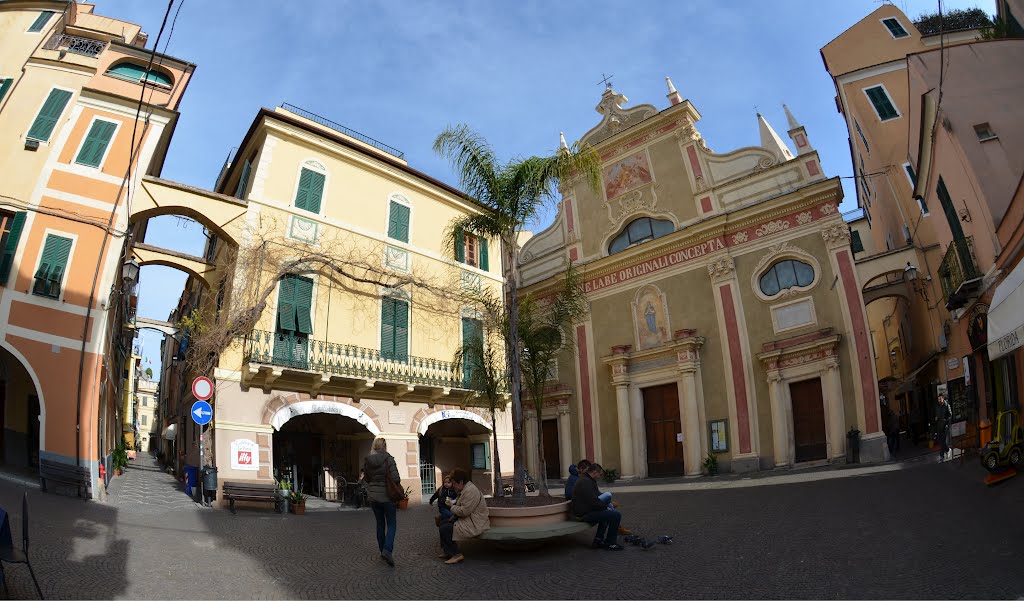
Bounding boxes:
192 376 213 401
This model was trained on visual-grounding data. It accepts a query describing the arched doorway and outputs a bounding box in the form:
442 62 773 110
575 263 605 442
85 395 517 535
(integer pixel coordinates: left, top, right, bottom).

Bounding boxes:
417 410 493 499
0 346 43 470
271 405 378 502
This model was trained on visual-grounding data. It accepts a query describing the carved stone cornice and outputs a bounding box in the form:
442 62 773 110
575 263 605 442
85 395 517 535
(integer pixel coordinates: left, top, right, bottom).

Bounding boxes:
821 223 851 250
707 255 736 284
757 329 841 376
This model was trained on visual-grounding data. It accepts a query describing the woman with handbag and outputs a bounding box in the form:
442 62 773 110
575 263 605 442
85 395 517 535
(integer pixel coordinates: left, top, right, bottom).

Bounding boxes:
362 437 402 566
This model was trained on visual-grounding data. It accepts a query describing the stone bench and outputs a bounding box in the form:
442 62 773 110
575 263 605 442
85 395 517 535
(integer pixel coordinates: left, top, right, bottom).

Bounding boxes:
40 458 91 499
478 519 594 548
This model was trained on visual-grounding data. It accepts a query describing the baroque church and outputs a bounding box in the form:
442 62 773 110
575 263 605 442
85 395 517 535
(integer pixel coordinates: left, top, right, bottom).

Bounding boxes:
518 79 886 478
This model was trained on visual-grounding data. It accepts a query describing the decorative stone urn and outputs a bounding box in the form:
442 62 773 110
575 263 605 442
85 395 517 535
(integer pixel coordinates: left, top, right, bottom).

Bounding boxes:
487 500 571 527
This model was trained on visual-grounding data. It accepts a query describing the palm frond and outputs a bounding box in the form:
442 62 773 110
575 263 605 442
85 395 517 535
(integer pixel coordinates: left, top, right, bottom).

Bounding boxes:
433 125 501 206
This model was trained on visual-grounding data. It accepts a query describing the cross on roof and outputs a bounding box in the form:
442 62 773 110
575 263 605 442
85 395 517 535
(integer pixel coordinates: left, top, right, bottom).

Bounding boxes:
597 73 614 90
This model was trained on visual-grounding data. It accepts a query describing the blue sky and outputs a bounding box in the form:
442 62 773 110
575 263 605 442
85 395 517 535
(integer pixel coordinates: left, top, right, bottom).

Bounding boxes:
113 0 990 377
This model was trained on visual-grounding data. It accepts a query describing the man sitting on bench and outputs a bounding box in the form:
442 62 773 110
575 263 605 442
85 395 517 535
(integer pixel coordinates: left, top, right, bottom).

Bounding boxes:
571 463 624 551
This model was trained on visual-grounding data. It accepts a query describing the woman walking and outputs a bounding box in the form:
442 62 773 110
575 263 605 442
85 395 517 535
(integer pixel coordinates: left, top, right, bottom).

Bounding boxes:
362 437 401 566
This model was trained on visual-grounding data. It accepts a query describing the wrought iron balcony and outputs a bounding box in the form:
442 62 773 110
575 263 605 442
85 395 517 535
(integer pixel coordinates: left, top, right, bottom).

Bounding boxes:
44 33 107 58
279 103 405 160
242 329 466 390
938 236 982 311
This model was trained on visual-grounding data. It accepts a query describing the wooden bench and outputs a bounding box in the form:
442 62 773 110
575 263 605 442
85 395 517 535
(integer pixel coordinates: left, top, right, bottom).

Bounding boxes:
222 481 280 514
40 458 91 499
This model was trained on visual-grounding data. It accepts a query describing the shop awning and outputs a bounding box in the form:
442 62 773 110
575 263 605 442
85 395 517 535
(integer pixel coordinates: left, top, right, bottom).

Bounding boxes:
162 423 177 441
987 259 1024 360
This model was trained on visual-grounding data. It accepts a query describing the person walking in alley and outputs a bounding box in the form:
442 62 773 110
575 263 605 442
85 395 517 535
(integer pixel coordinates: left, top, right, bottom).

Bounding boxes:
936 394 953 460
437 468 489 564
362 437 401 566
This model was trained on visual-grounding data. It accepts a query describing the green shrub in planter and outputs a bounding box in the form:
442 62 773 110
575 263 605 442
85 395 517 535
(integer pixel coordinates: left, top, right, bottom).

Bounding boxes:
702 452 718 476
602 468 619 483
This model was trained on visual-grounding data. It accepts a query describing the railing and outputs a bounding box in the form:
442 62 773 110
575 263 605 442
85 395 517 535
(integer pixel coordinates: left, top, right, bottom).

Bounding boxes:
44 33 107 58
243 329 464 389
938 236 981 304
279 103 405 160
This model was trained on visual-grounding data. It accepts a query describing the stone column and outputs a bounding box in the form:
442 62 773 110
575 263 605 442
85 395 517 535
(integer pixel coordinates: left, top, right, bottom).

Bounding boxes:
557 403 572 479
629 385 646 478
767 371 789 467
678 368 702 476
523 409 538 478
824 360 846 460
615 384 636 478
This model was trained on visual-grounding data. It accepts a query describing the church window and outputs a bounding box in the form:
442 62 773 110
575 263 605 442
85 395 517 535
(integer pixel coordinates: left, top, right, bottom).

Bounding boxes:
758 259 815 297
608 217 674 254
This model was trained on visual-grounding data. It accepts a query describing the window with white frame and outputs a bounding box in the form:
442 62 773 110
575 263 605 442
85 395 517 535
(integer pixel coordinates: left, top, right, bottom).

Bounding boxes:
973 123 997 141
864 85 899 121
881 17 910 38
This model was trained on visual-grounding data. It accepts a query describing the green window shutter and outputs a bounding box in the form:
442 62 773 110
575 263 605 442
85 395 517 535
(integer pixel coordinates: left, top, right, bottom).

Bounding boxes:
380 297 395 359
27 11 54 32
34 234 72 298
276 277 296 332
388 202 410 243
0 79 13 104
293 276 314 335
454 227 465 263
0 212 27 285
27 88 72 142
234 160 251 199
866 87 898 121
850 230 864 253
393 299 409 362
294 168 325 213
75 120 117 168
479 237 489 271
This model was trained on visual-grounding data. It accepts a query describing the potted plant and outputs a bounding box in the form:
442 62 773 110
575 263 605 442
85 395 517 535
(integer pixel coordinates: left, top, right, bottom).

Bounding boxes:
113 439 128 476
397 486 412 510
289 488 307 515
602 468 619 484
702 452 719 476
277 478 291 514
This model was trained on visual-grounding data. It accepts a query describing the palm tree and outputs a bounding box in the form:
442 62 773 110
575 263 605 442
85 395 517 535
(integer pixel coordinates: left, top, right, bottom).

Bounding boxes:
435 125 600 502
518 265 588 496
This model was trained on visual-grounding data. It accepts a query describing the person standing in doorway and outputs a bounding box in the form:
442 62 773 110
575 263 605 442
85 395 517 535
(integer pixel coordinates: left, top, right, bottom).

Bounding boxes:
362 437 401 566
936 394 953 460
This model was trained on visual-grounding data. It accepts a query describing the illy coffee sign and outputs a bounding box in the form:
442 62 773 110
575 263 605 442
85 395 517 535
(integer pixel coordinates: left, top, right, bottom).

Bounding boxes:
230 439 259 471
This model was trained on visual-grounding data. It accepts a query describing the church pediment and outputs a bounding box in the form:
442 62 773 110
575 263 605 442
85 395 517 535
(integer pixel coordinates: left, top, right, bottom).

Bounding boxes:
579 87 658 147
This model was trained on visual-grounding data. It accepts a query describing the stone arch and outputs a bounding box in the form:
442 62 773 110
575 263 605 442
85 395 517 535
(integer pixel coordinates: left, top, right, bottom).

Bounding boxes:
133 250 217 289
410 405 491 436
130 177 246 247
261 392 383 434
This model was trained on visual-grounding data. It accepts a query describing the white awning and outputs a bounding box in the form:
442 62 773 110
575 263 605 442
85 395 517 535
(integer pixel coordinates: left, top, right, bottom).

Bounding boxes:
987 259 1024 360
162 423 177 441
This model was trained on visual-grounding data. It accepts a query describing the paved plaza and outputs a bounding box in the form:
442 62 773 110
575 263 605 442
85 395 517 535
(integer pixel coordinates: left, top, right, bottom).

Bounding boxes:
0 455 1021 599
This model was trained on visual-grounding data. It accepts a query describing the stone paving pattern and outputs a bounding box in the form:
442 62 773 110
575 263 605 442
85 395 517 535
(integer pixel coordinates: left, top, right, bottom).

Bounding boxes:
0 454 1021 599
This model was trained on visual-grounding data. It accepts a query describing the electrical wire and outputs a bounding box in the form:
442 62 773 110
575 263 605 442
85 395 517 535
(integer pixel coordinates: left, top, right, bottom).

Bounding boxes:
73 0 178 470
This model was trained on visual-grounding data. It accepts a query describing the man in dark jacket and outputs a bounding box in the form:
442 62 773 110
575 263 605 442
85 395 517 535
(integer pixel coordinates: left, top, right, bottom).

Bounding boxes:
564 463 582 499
571 463 623 550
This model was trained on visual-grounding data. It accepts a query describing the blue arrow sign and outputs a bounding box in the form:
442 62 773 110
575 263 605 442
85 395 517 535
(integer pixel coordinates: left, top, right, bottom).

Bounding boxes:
191 400 213 426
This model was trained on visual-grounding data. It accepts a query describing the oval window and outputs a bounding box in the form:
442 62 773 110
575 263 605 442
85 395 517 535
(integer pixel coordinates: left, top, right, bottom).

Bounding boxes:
759 259 815 297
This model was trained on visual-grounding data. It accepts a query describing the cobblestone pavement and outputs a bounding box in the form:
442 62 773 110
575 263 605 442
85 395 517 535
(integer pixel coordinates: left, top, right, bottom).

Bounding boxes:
104 454 202 513
0 458 1020 599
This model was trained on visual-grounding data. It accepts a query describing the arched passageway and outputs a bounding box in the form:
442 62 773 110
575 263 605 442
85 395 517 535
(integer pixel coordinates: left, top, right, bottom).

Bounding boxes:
273 412 375 501
0 346 43 471
418 414 492 499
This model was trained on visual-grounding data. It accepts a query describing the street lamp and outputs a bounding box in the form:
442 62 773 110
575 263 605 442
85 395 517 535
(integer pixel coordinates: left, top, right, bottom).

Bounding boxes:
903 262 918 283
122 258 141 287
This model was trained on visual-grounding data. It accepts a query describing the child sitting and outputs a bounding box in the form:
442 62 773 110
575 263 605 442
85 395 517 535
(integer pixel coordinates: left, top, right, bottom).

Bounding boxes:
428 475 458 526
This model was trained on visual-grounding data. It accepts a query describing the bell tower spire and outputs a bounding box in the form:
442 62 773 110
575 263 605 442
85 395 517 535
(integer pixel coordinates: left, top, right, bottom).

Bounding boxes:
783 103 813 155
757 112 794 161
665 76 682 106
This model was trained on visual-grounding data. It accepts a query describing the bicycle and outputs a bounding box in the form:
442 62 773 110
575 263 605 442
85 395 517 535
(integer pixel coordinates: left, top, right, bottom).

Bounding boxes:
502 471 538 496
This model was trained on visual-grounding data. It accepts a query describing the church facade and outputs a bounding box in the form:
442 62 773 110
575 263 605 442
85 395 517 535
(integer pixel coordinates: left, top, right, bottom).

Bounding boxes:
519 81 886 478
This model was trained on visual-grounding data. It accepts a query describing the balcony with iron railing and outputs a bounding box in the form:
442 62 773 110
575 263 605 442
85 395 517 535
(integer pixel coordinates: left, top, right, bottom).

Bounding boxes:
279 103 405 160
44 33 107 58
242 329 479 402
938 236 983 311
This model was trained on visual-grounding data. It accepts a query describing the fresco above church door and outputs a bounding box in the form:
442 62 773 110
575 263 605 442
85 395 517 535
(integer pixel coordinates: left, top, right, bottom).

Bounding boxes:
604 152 653 200
633 285 670 350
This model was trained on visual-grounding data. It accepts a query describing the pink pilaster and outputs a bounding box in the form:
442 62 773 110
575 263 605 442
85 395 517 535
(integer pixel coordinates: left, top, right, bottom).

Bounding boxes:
719 284 751 454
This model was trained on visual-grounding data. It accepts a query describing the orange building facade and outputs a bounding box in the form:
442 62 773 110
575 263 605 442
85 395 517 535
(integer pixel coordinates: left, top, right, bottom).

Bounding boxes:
0 1 194 496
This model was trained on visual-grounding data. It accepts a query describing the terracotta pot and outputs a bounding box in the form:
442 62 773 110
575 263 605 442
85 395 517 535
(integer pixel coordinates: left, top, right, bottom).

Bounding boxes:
487 500 570 528
397 498 410 510
291 502 306 515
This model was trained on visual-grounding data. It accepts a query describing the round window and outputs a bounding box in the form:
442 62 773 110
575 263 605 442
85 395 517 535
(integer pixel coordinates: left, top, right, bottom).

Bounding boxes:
758 259 815 297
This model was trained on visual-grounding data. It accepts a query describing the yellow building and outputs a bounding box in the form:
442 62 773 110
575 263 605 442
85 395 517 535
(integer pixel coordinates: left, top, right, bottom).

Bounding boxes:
0 1 195 497
164 105 513 505
519 80 886 477
135 375 157 452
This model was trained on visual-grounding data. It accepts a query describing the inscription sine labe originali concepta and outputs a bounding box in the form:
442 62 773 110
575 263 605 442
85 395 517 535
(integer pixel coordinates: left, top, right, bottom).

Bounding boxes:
585 237 727 294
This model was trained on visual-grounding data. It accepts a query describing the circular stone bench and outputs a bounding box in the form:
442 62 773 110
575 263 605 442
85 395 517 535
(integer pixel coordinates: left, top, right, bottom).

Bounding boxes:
478 519 593 542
